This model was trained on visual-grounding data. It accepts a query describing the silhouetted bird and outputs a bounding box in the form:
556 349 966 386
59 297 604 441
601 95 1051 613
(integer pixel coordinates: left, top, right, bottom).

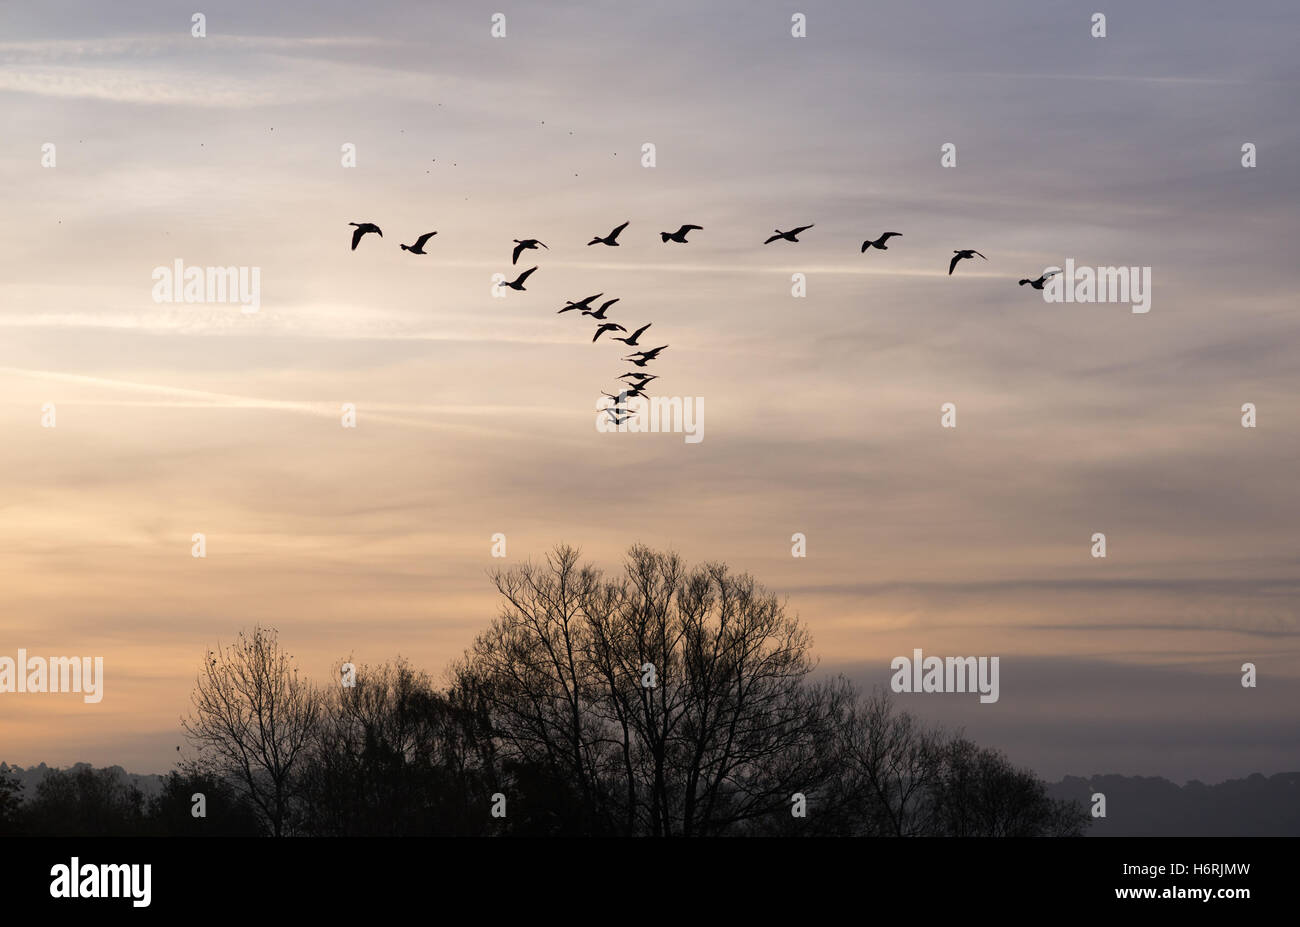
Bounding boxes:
949 250 987 275
661 224 702 243
349 222 382 250
764 224 813 244
604 409 635 425
589 221 629 246
559 293 603 313
861 232 902 252
499 266 538 291
613 385 648 400
512 238 548 265
593 323 627 342
613 323 652 346
619 372 658 384
1018 270 1060 289
401 232 437 253
623 345 668 366
582 298 620 319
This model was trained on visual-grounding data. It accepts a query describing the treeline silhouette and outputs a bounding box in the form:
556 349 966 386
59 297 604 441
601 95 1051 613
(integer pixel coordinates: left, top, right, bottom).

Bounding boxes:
0 765 260 836
3 546 1087 837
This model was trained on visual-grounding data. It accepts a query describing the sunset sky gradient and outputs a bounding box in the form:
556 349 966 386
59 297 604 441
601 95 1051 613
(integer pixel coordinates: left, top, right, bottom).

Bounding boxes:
1 0 1297 783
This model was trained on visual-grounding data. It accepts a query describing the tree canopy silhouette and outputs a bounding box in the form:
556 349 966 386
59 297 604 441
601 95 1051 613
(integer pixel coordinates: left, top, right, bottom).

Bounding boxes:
453 544 849 835
182 626 321 837
4 544 1085 837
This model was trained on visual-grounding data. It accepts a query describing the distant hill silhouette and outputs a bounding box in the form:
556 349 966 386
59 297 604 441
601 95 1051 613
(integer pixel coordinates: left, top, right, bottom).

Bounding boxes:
1047 772 1300 836
0 762 164 805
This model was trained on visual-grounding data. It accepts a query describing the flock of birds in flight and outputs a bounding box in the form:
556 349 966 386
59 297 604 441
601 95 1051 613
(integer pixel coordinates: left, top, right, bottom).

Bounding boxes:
347 220 1059 424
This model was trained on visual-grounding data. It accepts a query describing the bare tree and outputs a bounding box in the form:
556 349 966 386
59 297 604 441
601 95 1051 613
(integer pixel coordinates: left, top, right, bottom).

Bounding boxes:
929 738 1089 837
828 688 1090 837
455 545 614 832
836 687 946 836
182 626 321 836
456 544 849 836
303 658 497 835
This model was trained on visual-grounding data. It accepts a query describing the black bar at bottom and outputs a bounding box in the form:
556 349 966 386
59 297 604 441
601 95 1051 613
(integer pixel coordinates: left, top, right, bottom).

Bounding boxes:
2 836 1284 915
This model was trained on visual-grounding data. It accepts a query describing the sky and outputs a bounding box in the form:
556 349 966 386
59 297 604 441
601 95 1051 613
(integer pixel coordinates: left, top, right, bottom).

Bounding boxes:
1 0 1297 784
